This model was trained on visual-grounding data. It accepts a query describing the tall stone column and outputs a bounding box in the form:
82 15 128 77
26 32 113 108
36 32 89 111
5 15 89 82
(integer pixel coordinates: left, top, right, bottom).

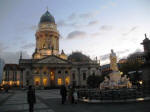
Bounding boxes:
62 69 65 85
48 68 51 87
20 70 23 88
40 68 43 88
88 67 91 78
77 68 81 86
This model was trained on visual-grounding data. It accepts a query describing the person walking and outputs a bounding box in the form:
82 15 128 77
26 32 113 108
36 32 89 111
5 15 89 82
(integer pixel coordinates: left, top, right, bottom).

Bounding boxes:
27 85 36 112
73 89 78 104
68 86 75 104
60 85 67 104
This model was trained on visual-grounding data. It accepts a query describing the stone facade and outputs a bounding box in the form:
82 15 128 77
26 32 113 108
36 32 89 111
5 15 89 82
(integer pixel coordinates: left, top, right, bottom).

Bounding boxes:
2 64 23 87
19 55 100 88
2 10 101 88
0 58 5 83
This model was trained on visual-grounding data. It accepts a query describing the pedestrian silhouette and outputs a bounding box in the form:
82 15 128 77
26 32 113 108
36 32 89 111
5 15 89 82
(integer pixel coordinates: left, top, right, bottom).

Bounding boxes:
27 85 36 112
60 85 67 104
68 86 75 104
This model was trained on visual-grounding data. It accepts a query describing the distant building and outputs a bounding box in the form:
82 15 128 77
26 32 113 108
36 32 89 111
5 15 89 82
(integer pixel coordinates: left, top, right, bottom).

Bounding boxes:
100 64 112 75
118 59 127 64
0 58 5 84
2 64 22 87
127 52 145 64
100 63 122 75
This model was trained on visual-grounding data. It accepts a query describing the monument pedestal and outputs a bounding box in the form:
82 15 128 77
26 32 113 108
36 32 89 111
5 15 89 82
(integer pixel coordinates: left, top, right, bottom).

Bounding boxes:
109 71 122 83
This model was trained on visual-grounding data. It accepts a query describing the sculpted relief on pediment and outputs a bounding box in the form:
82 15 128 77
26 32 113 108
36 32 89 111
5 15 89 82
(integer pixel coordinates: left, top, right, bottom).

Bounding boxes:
37 56 68 64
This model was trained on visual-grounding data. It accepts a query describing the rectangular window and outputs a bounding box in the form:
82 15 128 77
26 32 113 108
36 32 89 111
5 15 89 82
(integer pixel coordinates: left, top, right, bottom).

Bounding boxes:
72 73 75 80
83 72 86 80
13 71 14 81
15 71 17 81
92 71 95 76
6 71 9 81
5 71 7 81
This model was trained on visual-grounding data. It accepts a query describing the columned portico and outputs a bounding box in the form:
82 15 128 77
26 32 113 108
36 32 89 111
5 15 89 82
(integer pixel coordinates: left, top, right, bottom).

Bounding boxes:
18 10 101 89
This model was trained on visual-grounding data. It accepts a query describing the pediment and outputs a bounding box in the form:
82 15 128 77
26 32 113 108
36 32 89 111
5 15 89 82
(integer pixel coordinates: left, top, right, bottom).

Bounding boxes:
37 55 68 64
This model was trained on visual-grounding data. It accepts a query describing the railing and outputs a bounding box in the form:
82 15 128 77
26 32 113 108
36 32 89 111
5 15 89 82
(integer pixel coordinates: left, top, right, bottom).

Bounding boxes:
77 88 150 101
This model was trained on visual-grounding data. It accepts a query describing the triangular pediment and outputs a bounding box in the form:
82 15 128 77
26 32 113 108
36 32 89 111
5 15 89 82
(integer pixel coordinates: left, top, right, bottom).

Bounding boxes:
37 55 69 64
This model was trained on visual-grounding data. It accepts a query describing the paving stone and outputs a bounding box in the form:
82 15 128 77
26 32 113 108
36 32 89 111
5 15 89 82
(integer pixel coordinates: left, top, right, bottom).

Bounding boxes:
0 90 55 112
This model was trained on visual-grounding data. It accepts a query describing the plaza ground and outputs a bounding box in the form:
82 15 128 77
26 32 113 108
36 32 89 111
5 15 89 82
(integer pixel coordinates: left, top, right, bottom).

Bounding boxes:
0 89 150 112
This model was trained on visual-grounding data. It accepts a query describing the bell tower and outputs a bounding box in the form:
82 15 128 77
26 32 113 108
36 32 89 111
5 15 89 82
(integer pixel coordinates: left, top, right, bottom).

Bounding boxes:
33 10 59 59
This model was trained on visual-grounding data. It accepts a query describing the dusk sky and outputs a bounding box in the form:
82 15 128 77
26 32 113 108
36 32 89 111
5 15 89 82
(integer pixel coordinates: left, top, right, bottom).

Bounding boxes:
0 0 150 65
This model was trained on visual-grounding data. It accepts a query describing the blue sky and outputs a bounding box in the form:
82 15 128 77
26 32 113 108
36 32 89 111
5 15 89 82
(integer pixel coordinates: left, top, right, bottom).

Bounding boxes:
0 0 150 65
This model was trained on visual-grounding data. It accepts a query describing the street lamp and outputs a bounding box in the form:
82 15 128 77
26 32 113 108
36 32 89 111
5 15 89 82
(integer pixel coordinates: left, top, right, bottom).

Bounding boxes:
139 81 143 85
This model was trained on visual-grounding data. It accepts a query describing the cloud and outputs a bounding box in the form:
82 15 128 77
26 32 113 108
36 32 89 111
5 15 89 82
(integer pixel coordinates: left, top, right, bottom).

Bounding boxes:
57 20 68 27
66 31 87 39
68 13 77 20
57 20 81 28
0 51 30 64
29 25 37 31
21 43 35 49
116 49 130 55
100 25 113 31
87 20 99 26
57 19 99 28
68 11 99 21
79 11 99 19
91 32 101 37
0 42 9 52
122 26 138 36
100 54 110 62
101 1 116 9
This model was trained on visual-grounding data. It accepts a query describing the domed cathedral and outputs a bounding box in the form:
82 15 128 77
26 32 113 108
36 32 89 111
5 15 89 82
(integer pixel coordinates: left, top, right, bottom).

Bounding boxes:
32 10 67 60
17 10 101 89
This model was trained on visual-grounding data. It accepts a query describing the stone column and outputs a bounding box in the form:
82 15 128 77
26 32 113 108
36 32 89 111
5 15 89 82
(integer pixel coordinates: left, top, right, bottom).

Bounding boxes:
40 68 43 88
62 69 65 85
48 68 51 87
88 67 91 78
20 70 23 88
77 68 81 86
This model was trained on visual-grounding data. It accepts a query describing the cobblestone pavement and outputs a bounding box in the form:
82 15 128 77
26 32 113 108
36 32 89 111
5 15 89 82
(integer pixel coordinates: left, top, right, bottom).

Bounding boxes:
0 90 54 112
0 91 14 105
0 90 150 112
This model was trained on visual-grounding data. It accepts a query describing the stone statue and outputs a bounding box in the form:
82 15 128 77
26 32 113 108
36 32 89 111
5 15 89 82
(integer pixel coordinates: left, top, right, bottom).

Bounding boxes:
99 50 132 90
104 76 109 82
110 49 118 71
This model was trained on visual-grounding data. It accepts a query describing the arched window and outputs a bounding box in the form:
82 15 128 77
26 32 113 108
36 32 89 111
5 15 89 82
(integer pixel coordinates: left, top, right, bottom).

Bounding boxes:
65 77 70 85
58 70 61 74
65 71 68 74
57 78 62 85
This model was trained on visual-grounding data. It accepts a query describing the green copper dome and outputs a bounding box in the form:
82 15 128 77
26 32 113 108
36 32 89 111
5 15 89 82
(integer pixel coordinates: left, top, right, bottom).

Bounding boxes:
40 11 55 24
68 52 91 62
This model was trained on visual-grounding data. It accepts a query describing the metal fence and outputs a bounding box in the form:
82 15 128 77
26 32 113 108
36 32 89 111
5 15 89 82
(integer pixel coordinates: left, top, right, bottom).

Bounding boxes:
77 88 150 101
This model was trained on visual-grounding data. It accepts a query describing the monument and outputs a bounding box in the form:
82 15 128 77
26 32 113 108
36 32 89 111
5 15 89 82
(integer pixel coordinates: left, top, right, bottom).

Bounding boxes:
100 50 132 89
141 34 150 89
